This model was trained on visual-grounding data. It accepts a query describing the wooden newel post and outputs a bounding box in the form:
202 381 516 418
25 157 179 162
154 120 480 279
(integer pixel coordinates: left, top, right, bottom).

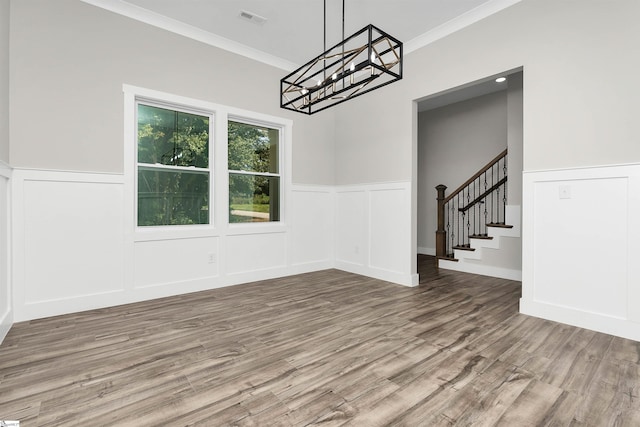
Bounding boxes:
436 184 447 258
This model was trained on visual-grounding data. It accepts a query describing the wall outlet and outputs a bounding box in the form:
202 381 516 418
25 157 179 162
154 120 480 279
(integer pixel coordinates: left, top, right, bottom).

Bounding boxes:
208 253 217 264
559 185 571 199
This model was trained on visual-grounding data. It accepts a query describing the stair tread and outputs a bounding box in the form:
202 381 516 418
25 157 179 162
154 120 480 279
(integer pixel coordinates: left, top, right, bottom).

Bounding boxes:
487 223 514 229
453 245 475 251
437 255 458 263
469 235 493 240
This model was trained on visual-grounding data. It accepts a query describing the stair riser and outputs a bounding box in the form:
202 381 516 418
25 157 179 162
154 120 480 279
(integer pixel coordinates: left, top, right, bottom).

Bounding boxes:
470 237 500 249
454 247 482 260
439 205 522 280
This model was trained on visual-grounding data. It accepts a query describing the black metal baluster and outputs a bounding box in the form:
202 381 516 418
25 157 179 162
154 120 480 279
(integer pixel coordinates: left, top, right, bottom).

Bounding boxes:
503 156 508 223
451 200 456 254
492 163 495 224
457 193 461 248
446 200 451 257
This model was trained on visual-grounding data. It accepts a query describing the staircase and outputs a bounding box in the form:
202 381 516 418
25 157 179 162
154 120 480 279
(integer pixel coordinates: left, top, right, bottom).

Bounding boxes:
438 205 521 280
435 149 522 281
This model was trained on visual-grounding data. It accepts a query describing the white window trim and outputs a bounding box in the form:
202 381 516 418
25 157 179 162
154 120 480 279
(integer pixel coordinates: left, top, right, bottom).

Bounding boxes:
123 84 292 242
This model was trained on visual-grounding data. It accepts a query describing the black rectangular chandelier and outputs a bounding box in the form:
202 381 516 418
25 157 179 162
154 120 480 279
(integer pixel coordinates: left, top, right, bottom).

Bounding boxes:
280 24 403 115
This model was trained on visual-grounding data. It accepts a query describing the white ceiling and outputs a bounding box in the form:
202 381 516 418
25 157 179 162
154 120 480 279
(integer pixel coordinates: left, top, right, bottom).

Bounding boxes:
82 0 520 70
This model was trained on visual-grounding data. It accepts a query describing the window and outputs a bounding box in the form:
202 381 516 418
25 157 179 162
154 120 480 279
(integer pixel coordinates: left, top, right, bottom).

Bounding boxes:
125 84 290 234
136 103 212 226
228 121 280 223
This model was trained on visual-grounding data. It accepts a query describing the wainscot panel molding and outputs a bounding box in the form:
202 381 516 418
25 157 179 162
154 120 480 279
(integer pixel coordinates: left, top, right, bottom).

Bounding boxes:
521 163 640 341
0 162 12 345
335 181 418 287
11 169 127 321
10 172 339 322
289 186 334 274
10 171 417 322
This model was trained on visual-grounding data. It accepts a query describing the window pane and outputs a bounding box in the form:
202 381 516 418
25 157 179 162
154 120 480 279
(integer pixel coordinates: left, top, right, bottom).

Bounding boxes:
228 121 278 173
229 173 280 223
138 104 209 168
138 168 209 226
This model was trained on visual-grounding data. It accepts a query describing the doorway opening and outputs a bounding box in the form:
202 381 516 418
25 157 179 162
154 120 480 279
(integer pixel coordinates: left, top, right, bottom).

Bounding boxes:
414 69 523 283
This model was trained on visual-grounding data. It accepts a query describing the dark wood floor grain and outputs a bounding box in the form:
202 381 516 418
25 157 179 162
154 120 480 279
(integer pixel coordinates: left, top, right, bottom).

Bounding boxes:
1 255 640 426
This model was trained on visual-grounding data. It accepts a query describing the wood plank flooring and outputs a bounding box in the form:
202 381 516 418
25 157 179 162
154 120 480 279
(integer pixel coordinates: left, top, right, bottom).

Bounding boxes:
1 255 640 426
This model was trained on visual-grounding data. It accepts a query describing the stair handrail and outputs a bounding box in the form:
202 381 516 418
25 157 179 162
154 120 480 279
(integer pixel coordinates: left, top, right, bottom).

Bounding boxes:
443 148 507 204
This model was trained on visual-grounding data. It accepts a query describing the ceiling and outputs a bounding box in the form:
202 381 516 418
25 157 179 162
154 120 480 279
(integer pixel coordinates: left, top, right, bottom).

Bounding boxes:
82 0 520 70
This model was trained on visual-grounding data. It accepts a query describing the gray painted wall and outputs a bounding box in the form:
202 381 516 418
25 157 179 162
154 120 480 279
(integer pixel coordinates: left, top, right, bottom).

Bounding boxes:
507 72 523 205
417 91 508 252
0 0 9 163
334 0 640 185
9 0 335 185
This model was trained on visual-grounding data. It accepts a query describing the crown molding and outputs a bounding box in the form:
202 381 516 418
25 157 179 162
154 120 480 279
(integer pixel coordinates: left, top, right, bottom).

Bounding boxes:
80 0 299 71
404 0 522 55
81 0 521 72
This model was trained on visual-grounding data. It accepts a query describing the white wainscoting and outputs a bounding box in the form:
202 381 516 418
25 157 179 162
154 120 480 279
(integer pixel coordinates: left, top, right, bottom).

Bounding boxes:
12 170 127 321
0 162 12 344
10 170 338 321
134 236 220 289
521 164 640 341
289 186 334 274
335 181 418 287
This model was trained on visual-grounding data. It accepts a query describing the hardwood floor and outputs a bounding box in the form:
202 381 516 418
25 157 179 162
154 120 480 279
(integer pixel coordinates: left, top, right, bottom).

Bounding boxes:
1 255 640 426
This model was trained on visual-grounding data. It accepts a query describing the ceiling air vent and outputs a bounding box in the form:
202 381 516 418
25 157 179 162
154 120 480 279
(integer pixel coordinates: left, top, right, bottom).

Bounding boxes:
239 10 267 25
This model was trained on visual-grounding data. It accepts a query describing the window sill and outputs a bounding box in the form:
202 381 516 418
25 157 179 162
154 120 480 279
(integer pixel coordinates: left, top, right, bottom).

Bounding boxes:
134 225 219 242
226 223 287 236
132 222 288 242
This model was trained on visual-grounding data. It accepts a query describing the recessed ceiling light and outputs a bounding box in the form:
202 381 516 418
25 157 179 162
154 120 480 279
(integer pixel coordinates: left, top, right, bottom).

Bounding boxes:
495 77 507 83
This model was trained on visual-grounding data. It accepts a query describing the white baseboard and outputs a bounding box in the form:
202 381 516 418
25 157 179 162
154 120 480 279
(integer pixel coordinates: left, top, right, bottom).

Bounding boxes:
520 299 640 343
289 259 335 276
439 259 522 281
417 247 435 256
0 309 13 345
336 260 419 287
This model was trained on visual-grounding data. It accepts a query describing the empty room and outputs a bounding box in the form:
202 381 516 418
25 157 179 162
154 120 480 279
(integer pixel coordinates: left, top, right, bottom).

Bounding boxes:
1 0 640 425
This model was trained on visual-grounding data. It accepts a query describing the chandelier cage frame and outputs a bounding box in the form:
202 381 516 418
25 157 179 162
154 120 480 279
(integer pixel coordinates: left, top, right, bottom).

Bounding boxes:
280 24 403 115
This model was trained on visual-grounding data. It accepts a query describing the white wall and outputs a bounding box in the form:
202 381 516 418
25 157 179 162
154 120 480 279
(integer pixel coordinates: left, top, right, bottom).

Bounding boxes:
3 0 419 325
0 0 10 344
335 181 417 287
0 0 8 163
5 0 640 344
10 168 418 321
4 0 338 322
10 168 336 321
521 164 640 341
417 91 508 254
333 0 640 339
0 163 10 342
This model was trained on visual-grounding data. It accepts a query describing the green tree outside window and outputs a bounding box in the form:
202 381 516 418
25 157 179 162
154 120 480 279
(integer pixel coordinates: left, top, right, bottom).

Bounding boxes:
137 104 211 226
